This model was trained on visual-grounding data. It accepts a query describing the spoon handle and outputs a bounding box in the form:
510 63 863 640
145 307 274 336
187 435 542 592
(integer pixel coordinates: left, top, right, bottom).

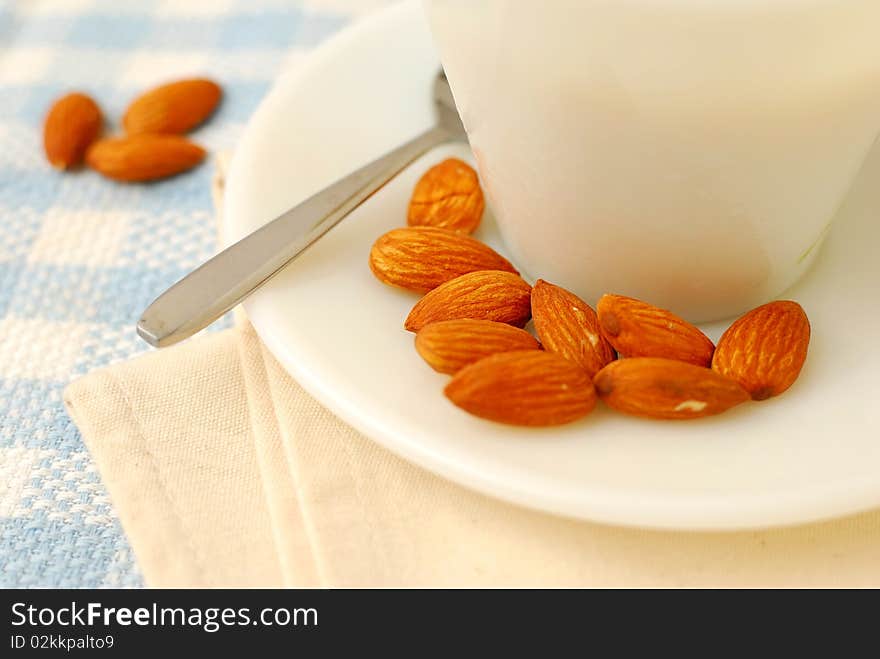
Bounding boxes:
137 125 449 348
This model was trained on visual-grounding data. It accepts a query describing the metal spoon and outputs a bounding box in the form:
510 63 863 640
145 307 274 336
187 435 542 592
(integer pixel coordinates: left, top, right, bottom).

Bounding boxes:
137 71 466 347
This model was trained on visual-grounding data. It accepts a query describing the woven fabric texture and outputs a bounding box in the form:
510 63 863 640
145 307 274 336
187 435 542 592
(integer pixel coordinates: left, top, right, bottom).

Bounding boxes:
0 0 384 588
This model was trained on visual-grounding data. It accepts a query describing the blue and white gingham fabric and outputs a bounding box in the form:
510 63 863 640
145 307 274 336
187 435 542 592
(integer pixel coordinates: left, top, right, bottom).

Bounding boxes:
0 0 388 588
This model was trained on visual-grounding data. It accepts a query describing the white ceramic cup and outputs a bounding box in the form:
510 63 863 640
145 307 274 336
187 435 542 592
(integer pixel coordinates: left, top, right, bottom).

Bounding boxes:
425 0 880 321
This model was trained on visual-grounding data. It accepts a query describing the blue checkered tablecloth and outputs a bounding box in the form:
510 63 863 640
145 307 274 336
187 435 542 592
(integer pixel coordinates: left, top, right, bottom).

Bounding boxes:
0 0 388 588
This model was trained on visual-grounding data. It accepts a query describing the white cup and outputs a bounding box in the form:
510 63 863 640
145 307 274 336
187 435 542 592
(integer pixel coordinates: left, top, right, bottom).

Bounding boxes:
425 0 880 321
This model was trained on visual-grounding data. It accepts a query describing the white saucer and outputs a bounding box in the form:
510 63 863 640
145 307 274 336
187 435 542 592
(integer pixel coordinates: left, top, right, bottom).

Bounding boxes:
224 1 880 530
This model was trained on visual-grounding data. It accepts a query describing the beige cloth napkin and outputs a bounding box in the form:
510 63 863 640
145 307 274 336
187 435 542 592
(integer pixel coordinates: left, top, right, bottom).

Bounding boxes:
63 160 880 588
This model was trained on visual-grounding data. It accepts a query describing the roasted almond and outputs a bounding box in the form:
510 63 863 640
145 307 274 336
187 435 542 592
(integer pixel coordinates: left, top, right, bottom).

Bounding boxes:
711 300 810 400
445 350 597 426
369 227 517 293
532 279 615 378
408 158 485 234
43 92 103 169
594 357 749 420
415 319 540 374
123 78 222 135
405 270 531 332
86 135 205 182
596 294 715 367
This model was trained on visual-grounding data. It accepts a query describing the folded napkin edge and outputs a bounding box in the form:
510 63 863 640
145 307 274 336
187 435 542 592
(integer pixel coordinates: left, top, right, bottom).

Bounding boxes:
63 351 220 586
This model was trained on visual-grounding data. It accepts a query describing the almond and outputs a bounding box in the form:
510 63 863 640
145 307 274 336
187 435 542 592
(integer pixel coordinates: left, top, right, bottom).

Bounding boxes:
445 350 597 426
596 294 715 367
405 270 531 332
415 319 540 374
123 78 222 135
594 357 749 420
369 227 517 293
86 135 205 182
43 92 103 169
408 158 485 234
711 300 810 400
532 279 615 378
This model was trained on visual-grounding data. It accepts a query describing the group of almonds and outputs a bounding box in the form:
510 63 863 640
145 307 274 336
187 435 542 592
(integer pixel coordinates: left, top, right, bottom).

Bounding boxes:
42 78 222 181
370 158 811 427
